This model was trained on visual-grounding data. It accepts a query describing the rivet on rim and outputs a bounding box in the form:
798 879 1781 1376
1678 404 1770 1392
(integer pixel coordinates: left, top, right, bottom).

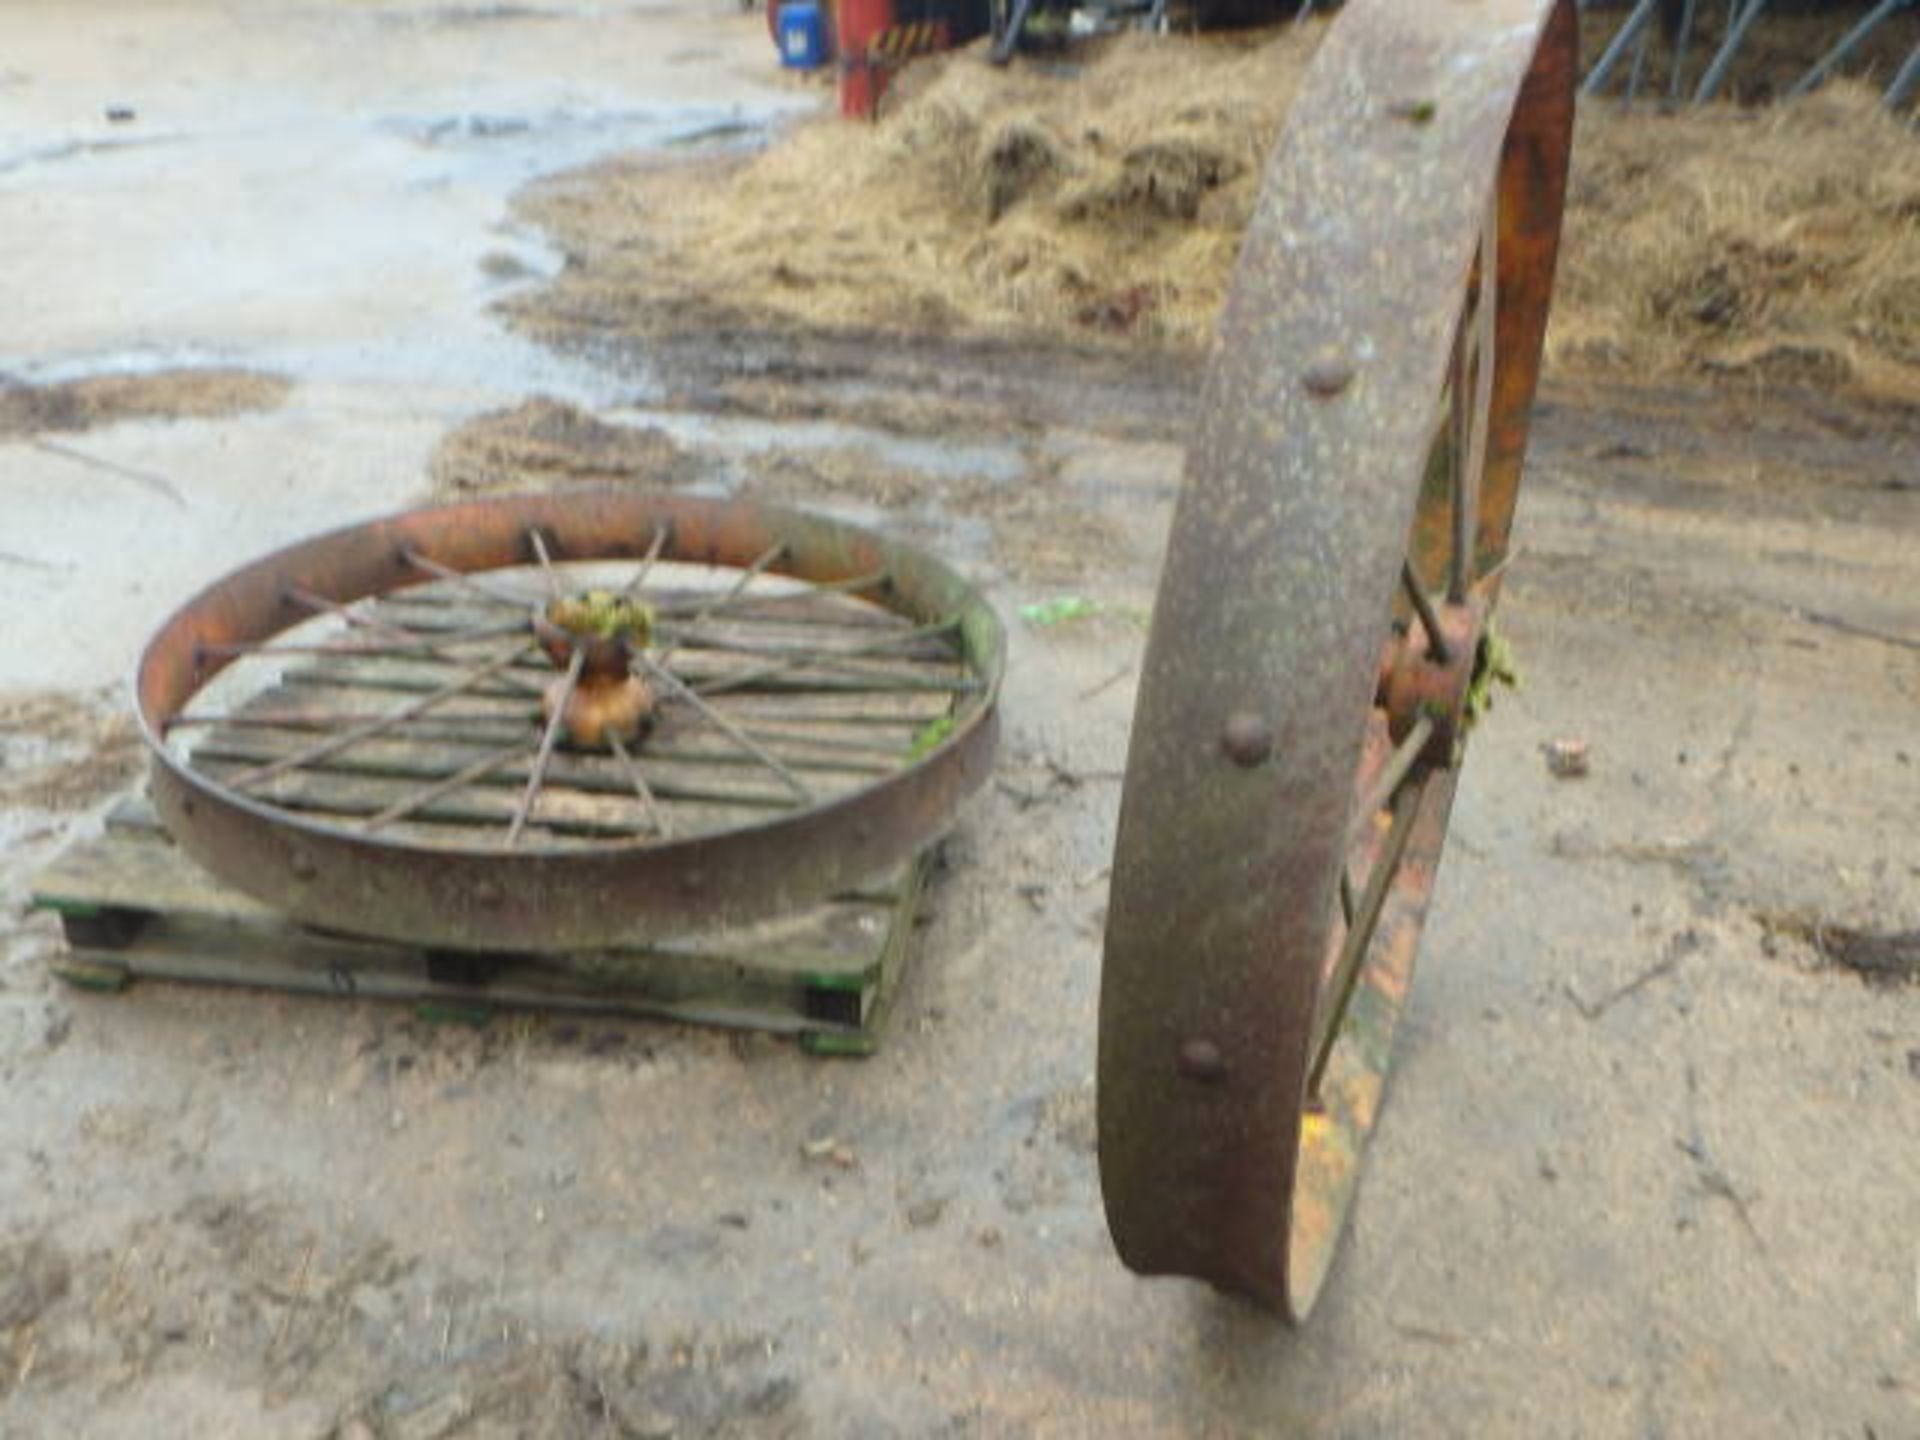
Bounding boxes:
1221 712 1274 767
472 879 504 908
1177 1038 1228 1083
1301 359 1355 398
288 852 317 881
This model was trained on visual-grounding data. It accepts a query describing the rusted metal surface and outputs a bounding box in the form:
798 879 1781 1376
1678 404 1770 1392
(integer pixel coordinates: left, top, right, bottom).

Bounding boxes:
1382 592 1488 762
136 490 1003 952
1098 0 1575 1318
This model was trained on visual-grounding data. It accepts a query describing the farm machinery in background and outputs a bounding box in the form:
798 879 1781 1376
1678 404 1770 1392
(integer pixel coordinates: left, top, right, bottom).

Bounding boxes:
767 0 1321 116
1583 0 1918 108
770 0 1918 118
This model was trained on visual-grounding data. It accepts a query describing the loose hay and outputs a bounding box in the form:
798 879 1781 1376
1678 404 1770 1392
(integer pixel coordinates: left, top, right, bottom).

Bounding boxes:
430 397 709 494
510 27 1920 401
511 26 1320 349
1553 82 1920 400
0 369 290 438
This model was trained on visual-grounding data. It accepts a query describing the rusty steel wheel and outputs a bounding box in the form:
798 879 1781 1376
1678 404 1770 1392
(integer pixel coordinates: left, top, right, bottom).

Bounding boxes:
138 490 1002 952
1097 0 1576 1319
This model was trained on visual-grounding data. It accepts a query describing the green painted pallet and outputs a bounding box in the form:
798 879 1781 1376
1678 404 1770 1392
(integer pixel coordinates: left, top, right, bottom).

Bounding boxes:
32 797 927 1056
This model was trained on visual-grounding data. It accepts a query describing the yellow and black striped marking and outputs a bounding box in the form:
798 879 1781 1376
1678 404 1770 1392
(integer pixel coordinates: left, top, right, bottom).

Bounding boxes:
868 20 950 61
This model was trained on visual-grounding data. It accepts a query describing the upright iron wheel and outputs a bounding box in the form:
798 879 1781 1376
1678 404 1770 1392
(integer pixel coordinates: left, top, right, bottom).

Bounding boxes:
1097 0 1577 1319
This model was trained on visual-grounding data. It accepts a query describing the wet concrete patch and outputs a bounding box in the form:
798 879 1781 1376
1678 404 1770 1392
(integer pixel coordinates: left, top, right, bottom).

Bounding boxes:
382 107 770 159
0 134 186 179
398 3 566 25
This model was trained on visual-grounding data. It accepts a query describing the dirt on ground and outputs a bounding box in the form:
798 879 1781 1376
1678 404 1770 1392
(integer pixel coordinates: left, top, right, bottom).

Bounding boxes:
0 1186 802 1437
0 369 291 439
428 397 710 494
0 691 141 814
4 3 1918 1435
510 22 1920 402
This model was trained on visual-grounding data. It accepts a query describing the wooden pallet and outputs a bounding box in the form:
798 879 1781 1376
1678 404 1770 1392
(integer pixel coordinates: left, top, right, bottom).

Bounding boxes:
31 796 928 1056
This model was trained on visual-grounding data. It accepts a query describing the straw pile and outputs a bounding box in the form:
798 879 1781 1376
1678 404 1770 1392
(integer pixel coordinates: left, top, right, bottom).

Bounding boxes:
1553 82 1920 398
513 25 1320 348
512 25 1920 399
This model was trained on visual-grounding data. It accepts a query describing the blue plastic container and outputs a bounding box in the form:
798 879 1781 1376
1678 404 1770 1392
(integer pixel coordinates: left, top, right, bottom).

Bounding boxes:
777 2 830 69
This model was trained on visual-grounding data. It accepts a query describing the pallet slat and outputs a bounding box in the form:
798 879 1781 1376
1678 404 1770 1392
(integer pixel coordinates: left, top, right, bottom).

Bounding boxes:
32 799 930 1053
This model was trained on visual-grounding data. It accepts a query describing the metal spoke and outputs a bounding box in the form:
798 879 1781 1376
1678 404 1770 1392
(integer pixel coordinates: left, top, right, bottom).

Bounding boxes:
653 543 786 668
402 546 545 610
693 659 979 699
1450 199 1497 604
1399 560 1454 666
224 646 536 790
1445 311 1472 604
196 631 520 662
365 738 530 833
636 654 814 802
608 732 672 838
286 585 526 651
1352 712 1434 837
659 618 959 699
1338 869 1356 928
527 528 565 603
1309 781 1424 1096
659 615 953 662
167 705 528 734
619 524 671 602
652 565 887 620
506 648 584 848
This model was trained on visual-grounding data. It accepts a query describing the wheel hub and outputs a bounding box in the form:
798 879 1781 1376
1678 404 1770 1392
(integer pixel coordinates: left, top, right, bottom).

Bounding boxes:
1378 592 1488 764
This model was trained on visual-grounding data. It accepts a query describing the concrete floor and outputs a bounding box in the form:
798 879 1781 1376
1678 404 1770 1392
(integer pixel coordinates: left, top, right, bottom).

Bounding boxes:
2 3 1918 1437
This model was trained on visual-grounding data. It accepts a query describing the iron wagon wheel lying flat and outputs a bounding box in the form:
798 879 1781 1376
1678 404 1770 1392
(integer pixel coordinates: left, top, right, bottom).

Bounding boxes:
137 490 1003 953
1097 0 1576 1319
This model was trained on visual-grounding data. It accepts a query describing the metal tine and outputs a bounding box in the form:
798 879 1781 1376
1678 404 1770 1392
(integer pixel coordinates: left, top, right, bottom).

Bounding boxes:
1668 0 1698 100
1788 0 1907 99
1625 19 1652 104
1888 42 1920 109
1582 0 1661 97
1694 0 1767 103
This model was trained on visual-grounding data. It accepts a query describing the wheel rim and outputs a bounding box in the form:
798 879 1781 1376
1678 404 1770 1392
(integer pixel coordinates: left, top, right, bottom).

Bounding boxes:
1097 0 1576 1319
138 490 1003 952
